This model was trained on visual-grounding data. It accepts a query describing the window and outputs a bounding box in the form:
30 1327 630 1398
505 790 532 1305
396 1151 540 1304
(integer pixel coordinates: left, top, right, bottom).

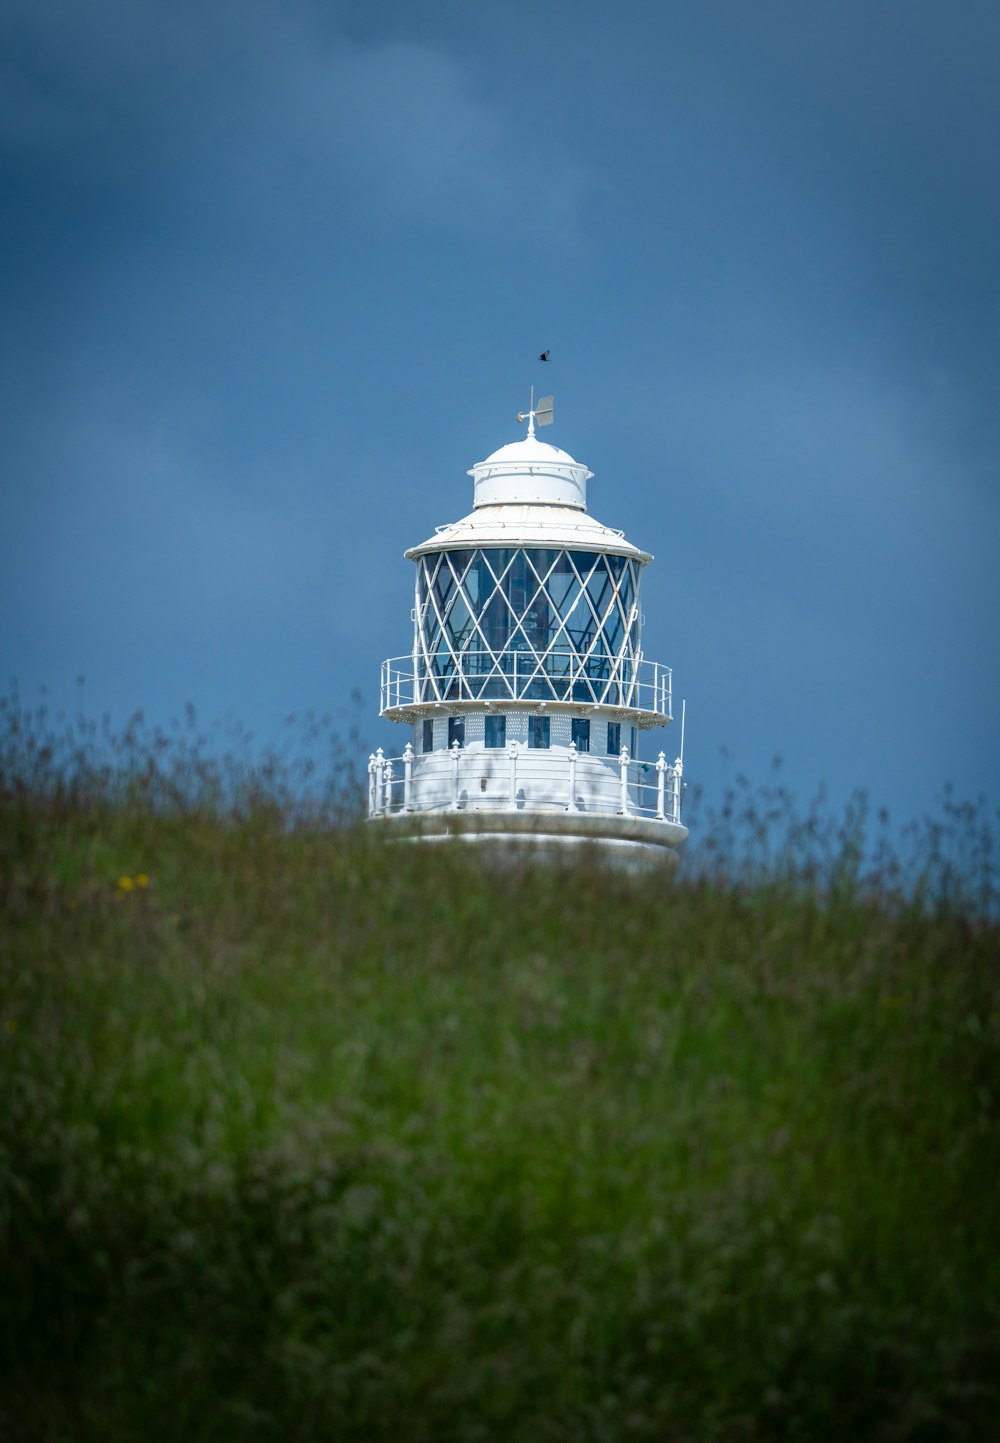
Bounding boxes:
422 719 434 753
485 714 506 749
630 727 638 759
448 716 465 748
529 715 550 749
607 721 621 755
571 717 590 752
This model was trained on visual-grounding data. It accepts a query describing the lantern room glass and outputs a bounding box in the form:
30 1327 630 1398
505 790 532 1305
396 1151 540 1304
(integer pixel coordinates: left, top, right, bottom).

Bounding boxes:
415 547 642 705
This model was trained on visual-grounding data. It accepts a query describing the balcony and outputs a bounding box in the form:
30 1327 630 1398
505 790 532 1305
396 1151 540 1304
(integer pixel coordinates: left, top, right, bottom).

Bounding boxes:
367 742 684 827
380 651 672 722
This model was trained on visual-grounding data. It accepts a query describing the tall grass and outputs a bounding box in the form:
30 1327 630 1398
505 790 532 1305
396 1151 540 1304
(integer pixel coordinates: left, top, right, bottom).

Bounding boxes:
1 689 997 1441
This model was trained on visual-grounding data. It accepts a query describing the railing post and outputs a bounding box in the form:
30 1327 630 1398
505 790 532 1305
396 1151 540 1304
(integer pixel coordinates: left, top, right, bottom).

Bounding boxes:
403 741 414 811
672 757 683 824
383 756 393 813
656 751 667 820
619 744 630 816
373 748 385 815
508 741 519 810
567 739 577 812
368 752 378 817
451 738 461 809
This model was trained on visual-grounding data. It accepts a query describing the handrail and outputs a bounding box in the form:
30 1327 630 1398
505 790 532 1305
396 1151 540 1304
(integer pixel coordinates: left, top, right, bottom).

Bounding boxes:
380 651 672 719
367 743 684 826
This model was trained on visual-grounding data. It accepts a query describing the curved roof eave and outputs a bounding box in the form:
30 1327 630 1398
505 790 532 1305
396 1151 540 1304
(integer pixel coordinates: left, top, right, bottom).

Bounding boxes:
404 504 652 565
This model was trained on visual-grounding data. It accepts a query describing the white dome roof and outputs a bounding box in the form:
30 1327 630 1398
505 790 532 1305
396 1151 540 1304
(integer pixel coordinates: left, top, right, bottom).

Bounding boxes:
479 436 579 468
468 435 592 510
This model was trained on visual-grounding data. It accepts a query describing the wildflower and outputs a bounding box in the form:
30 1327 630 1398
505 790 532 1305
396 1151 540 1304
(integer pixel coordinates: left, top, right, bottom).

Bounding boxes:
118 875 134 892
135 873 150 889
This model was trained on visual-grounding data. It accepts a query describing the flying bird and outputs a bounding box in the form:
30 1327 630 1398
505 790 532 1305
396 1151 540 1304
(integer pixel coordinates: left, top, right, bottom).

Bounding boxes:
539 350 551 361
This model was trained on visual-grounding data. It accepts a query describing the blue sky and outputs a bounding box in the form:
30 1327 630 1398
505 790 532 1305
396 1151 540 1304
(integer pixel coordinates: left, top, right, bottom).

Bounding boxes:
2 0 998 830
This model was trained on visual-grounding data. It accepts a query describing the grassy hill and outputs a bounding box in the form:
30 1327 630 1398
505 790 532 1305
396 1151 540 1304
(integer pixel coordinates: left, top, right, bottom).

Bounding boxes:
1 697 998 1440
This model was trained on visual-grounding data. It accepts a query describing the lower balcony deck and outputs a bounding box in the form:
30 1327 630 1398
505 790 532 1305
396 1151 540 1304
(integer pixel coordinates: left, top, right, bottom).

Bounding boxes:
367 741 685 829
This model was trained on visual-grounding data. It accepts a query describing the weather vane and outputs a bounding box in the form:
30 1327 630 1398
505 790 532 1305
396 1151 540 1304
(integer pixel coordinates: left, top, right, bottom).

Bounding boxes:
516 386 554 437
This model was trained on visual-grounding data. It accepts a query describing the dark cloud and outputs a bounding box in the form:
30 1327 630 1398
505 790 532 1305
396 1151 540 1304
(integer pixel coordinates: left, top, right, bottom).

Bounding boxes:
0 0 588 237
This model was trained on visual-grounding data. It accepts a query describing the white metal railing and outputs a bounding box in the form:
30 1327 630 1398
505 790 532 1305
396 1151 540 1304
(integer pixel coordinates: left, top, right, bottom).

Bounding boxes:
367 741 684 826
380 651 672 718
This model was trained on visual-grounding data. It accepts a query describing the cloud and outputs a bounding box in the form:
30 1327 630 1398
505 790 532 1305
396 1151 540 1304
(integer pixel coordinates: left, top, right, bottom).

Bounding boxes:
0 1 589 241
288 41 588 239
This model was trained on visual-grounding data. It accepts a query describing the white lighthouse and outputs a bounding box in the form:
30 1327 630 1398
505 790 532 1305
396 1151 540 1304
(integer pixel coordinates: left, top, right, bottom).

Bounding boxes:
368 395 687 866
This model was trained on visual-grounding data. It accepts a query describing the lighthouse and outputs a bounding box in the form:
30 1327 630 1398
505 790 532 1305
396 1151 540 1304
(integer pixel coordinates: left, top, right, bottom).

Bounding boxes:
368 395 687 866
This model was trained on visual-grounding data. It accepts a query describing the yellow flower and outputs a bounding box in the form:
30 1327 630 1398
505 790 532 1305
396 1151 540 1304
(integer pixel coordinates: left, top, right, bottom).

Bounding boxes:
118 875 134 892
135 873 150 889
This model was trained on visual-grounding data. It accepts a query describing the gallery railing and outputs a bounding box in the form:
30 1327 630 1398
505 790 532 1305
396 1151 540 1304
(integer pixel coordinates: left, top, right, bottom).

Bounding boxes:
367 742 684 826
380 651 672 718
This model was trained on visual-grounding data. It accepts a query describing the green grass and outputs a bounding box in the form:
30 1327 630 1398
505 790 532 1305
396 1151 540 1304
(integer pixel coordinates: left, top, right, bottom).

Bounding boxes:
1 695 998 1440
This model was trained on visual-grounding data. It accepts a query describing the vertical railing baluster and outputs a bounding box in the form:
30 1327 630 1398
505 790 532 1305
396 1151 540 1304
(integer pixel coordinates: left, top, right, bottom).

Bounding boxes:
451 738 461 809
567 739 577 812
508 741 519 810
374 748 385 815
656 751 666 820
403 741 414 811
383 757 393 813
368 752 378 817
619 745 630 816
